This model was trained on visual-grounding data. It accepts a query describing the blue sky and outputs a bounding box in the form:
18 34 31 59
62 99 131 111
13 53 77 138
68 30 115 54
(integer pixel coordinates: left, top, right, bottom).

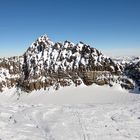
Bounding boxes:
0 0 140 57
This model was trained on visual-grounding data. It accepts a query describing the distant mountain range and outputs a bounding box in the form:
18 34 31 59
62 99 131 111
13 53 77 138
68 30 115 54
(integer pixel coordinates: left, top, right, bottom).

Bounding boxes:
0 35 140 93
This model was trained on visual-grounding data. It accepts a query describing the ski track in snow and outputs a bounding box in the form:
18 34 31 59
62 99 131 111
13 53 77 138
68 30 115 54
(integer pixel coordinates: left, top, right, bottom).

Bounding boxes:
0 85 140 140
0 102 140 140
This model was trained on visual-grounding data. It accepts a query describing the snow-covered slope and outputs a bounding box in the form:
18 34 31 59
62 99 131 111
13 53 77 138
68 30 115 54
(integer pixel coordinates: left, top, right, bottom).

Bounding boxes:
0 102 140 140
0 85 140 140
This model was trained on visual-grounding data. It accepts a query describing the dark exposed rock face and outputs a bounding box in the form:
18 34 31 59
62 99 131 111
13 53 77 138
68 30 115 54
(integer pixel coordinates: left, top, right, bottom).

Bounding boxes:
124 61 140 90
0 35 139 92
120 78 134 90
0 56 23 91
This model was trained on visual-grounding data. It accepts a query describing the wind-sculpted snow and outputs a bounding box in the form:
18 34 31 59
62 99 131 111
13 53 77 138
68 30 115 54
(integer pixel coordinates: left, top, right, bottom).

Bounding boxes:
0 83 140 140
0 102 140 140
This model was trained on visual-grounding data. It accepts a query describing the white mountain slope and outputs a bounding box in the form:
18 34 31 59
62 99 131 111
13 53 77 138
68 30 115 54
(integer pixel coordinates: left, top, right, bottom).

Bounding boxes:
0 85 140 140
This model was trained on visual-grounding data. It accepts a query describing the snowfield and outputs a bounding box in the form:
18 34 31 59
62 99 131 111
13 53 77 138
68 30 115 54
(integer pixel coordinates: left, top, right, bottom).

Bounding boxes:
0 85 140 140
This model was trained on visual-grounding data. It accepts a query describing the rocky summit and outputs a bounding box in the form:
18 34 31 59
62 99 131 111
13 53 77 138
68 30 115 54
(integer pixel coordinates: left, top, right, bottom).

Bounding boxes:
0 35 139 92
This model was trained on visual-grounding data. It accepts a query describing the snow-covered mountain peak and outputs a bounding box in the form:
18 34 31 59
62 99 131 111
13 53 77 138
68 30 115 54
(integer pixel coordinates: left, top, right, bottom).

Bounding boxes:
24 35 120 74
36 34 53 45
16 35 126 92
27 34 54 53
0 35 140 93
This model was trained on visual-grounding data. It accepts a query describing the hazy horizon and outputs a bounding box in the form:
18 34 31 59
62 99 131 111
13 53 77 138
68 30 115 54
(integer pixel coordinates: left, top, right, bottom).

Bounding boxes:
0 36 140 58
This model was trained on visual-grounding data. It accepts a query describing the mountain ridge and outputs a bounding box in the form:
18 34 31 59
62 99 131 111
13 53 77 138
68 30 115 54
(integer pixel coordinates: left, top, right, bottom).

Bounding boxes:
0 35 140 93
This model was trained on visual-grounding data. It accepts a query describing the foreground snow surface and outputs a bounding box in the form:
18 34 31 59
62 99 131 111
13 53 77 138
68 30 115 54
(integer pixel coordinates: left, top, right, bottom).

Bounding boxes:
0 85 140 140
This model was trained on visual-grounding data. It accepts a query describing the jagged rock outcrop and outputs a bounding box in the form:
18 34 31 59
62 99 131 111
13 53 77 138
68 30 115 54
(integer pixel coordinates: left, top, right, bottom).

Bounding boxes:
0 56 23 91
124 60 140 90
17 35 123 92
0 35 139 92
